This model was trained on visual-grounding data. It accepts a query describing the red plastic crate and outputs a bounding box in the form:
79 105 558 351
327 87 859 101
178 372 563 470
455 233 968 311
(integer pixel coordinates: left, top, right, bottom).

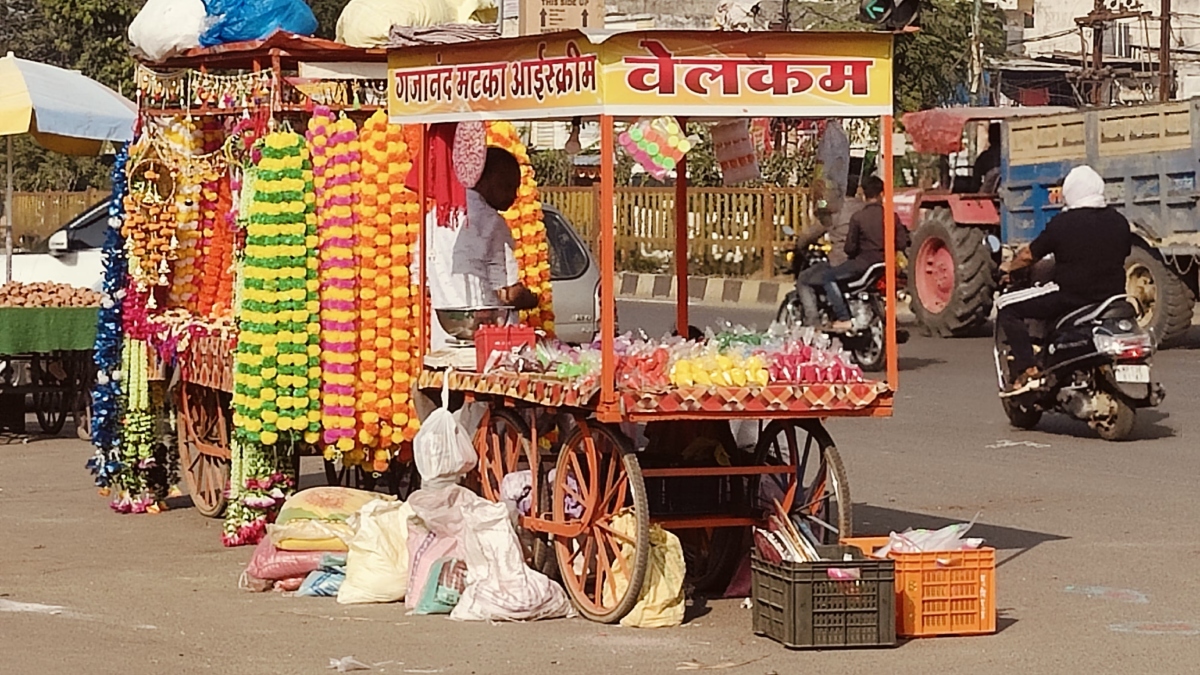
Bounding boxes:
842 536 996 638
474 325 536 372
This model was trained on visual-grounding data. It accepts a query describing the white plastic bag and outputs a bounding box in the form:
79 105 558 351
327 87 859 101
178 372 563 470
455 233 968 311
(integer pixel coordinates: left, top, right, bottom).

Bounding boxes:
413 374 478 490
128 0 207 62
450 490 572 622
336 499 415 604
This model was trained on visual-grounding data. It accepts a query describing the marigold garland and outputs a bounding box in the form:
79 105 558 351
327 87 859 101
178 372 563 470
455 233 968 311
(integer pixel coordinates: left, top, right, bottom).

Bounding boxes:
167 118 204 311
232 130 321 448
307 107 360 459
486 121 555 335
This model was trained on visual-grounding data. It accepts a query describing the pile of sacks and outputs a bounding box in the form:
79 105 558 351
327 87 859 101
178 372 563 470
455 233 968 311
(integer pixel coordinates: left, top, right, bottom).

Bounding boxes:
129 0 319 62
240 386 572 620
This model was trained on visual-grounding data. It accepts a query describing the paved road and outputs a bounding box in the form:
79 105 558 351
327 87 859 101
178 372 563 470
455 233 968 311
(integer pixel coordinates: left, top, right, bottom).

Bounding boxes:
3 301 1199 675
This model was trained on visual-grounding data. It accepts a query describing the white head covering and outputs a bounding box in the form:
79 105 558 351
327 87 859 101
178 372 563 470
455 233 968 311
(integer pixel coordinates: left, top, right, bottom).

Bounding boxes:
1062 165 1106 210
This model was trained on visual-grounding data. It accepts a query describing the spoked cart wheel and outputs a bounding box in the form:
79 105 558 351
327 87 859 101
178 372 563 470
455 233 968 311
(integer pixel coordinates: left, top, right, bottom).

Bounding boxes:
177 382 232 518
553 419 650 623
474 406 535 502
30 353 70 435
753 419 852 545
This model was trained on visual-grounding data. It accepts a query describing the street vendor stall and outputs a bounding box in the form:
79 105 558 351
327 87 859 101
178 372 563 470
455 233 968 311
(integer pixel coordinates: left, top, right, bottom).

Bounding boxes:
388 29 900 622
96 26 901 625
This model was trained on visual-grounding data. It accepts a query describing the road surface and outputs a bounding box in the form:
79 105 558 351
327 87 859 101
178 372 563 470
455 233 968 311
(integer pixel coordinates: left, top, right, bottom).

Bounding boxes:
2 299 1198 674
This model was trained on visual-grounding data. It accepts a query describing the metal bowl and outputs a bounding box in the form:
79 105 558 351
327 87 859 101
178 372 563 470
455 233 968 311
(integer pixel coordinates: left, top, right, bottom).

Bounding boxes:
435 306 509 341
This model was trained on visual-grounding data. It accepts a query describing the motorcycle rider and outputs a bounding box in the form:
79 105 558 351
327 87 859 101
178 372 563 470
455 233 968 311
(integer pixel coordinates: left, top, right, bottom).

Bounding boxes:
792 121 852 326
997 165 1132 397
799 176 907 333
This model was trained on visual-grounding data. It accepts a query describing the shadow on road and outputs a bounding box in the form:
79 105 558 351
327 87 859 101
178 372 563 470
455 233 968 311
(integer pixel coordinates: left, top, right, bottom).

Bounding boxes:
1033 408 1175 442
897 356 944 372
853 504 1068 570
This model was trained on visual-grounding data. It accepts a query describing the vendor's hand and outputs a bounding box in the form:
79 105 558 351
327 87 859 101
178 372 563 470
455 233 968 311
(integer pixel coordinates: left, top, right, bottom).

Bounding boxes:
497 283 538 311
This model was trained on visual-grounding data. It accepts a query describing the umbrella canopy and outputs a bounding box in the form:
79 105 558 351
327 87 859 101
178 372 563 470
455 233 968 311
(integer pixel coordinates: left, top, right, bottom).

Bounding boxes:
0 52 137 153
0 52 137 281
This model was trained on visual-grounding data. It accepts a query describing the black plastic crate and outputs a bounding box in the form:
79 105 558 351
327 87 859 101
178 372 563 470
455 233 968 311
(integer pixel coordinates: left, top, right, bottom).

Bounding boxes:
644 475 731 516
752 545 896 649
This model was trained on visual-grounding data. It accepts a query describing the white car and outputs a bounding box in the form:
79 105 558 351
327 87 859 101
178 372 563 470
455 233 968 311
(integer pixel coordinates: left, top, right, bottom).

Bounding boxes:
2 201 601 343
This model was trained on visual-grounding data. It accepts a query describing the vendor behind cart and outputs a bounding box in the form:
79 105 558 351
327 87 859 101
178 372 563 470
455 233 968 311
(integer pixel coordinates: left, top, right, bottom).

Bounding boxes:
427 147 538 350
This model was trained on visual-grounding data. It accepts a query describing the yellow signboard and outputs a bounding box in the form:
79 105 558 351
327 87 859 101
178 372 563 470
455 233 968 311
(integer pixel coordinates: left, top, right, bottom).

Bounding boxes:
388 30 892 123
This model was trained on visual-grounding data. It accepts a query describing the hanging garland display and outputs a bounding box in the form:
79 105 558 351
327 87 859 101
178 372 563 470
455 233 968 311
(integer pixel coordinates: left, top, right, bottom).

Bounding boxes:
223 130 318 545
87 144 130 489
486 122 556 335
307 107 360 461
356 111 421 472
167 118 205 312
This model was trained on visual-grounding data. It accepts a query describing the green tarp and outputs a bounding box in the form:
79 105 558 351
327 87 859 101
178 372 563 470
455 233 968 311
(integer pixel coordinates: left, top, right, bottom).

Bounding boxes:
0 307 98 354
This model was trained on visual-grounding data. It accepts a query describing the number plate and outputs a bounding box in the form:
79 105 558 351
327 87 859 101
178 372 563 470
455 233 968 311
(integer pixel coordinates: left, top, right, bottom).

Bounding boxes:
1114 364 1150 383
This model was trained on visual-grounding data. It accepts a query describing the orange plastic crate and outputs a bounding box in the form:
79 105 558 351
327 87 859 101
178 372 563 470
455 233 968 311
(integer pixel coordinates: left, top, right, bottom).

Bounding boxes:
842 536 996 638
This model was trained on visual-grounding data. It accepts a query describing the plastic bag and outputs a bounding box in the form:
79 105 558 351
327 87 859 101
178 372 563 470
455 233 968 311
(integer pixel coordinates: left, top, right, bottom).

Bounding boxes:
199 0 318 47
606 514 685 628
450 492 572 622
337 500 414 605
874 521 984 557
128 0 207 62
244 536 326 581
414 557 468 614
499 470 532 518
297 568 346 597
405 519 463 610
413 375 477 490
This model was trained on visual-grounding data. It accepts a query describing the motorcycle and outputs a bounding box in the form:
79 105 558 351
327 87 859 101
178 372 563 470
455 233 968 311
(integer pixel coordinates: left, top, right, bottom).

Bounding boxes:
994 269 1165 441
776 245 907 372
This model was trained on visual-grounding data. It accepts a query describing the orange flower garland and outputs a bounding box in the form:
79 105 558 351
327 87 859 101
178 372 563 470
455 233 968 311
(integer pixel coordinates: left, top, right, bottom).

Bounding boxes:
485 122 555 336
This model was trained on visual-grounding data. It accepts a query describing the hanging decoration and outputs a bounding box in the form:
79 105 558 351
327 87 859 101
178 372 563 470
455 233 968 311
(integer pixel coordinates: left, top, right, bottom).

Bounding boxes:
122 155 178 289
486 121 556 336
307 107 361 462
232 129 321 448
135 65 189 109
86 144 131 490
167 118 205 312
190 70 276 109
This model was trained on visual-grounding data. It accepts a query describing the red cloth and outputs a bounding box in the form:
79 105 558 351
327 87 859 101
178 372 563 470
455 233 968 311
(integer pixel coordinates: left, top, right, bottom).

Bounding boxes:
406 122 467 227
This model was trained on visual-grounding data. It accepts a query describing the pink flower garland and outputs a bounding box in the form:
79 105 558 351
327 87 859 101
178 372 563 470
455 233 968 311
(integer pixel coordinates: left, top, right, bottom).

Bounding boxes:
307 107 361 456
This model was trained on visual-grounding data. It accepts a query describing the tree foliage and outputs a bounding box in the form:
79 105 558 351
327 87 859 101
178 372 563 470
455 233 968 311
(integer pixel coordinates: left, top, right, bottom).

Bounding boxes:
0 0 139 192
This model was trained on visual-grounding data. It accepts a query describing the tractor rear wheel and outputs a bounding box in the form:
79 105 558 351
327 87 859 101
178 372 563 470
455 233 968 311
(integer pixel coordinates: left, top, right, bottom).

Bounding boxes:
909 208 996 337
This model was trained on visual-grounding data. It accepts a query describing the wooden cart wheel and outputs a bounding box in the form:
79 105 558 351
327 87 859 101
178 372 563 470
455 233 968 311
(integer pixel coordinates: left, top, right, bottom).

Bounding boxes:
753 419 852 545
553 420 650 623
31 354 69 435
177 382 231 518
473 406 534 502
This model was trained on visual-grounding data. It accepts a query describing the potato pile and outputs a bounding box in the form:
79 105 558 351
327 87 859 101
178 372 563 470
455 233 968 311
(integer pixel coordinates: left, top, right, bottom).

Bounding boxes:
0 282 103 308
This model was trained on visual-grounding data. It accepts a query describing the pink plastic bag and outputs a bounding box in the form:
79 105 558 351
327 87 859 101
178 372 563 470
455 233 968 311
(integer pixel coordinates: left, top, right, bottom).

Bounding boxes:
245 536 325 581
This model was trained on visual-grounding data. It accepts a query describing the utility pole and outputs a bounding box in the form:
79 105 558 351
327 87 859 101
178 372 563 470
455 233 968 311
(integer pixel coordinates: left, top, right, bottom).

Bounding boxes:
969 0 983 106
1160 0 1172 101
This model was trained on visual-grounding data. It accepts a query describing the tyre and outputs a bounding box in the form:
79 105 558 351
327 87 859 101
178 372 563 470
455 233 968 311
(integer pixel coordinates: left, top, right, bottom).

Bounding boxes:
776 293 801 325
1125 246 1195 348
1002 399 1042 430
850 298 886 372
908 208 997 337
1095 396 1136 442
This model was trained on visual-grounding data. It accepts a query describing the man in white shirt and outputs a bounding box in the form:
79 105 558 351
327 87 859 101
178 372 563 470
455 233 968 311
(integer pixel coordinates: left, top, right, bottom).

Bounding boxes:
427 147 538 349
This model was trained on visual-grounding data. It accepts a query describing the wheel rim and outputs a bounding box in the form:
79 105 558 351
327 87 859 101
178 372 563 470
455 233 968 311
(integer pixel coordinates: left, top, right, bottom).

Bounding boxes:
1125 262 1157 329
753 420 851 545
553 423 646 622
178 383 231 518
915 236 955 314
474 408 532 503
31 355 69 435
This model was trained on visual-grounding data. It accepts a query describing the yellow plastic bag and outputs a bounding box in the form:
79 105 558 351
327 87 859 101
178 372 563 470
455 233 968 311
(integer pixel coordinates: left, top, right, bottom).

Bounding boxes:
606 512 685 629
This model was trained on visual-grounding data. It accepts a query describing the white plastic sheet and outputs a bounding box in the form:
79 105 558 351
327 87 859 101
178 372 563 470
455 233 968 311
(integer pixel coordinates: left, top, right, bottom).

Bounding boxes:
128 0 206 62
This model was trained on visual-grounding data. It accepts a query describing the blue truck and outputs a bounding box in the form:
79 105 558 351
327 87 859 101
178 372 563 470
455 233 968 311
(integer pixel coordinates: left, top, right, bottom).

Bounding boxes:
900 103 1198 347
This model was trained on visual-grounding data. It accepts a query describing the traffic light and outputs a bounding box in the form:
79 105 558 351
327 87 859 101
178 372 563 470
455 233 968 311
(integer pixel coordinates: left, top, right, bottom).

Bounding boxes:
859 0 920 29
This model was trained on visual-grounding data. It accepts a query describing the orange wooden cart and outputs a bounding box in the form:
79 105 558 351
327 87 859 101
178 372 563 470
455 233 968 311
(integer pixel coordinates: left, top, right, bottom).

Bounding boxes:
394 28 902 623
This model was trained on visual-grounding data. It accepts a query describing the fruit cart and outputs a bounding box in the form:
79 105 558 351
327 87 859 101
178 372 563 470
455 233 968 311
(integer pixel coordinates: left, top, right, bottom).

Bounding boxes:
393 29 901 622
0 304 98 436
